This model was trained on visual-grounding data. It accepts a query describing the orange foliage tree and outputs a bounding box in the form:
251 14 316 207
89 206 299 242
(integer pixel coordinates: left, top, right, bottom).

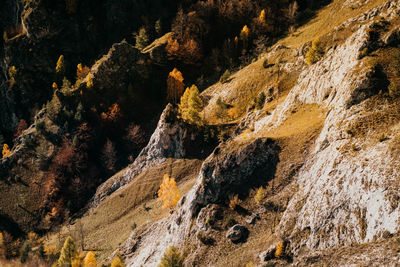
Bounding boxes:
166 38 202 64
14 119 28 139
158 174 181 210
2 144 11 158
167 68 185 104
83 251 97 267
0 233 5 259
76 63 90 81
101 103 122 123
240 25 250 49
258 9 267 24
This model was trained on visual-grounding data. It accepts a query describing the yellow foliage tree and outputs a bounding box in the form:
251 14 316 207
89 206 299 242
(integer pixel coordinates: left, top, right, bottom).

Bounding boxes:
83 251 97 267
76 63 90 81
0 233 5 259
158 174 181 210
86 73 94 88
240 25 250 49
275 241 284 258
229 194 240 210
178 85 203 125
254 187 265 204
111 255 124 267
8 66 17 80
258 9 267 24
159 246 183 267
167 68 184 104
56 55 65 76
55 236 80 267
2 144 11 158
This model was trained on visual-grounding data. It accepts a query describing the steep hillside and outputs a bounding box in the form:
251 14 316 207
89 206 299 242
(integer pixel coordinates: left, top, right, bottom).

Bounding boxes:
2 0 400 266
86 0 400 266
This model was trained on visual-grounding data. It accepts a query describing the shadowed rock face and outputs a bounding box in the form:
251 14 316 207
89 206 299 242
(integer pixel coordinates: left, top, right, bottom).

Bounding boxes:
195 137 280 206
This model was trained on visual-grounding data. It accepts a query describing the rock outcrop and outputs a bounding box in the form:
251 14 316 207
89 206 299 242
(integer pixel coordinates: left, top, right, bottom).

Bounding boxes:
119 136 279 266
249 0 400 258
90 104 219 209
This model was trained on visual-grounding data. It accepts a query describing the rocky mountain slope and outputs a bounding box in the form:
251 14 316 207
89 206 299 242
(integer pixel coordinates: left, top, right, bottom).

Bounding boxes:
85 0 400 266
2 0 400 266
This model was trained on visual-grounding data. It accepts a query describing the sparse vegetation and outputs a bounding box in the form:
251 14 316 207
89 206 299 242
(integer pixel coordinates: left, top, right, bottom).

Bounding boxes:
229 194 240 210
255 92 266 110
305 38 324 65
135 27 150 50
220 70 231 84
159 246 184 267
110 255 124 267
254 187 265 204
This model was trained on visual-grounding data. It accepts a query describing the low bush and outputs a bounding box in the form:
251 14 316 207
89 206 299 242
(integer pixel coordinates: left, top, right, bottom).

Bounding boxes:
305 38 324 65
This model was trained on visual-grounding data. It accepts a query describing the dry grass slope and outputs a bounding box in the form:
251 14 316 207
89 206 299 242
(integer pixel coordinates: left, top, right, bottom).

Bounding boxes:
44 159 202 264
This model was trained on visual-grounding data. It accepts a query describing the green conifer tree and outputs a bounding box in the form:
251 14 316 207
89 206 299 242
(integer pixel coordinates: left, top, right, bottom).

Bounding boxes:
155 19 162 36
135 27 149 50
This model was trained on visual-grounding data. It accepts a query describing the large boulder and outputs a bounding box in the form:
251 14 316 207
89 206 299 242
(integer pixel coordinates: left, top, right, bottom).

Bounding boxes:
226 224 248 243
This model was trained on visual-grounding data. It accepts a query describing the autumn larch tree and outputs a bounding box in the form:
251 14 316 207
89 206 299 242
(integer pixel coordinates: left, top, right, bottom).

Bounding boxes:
2 144 11 158
101 103 122 123
254 186 265 204
158 174 181 210
159 246 184 267
167 68 185 104
258 9 267 24
240 25 250 50
76 63 90 83
178 85 203 125
83 251 97 267
56 55 65 78
111 255 124 267
14 119 28 139
55 236 80 267
0 233 5 259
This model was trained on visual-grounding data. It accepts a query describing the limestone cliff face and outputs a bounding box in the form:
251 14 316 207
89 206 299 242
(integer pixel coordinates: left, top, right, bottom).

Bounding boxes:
117 1 400 266
273 1 400 256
